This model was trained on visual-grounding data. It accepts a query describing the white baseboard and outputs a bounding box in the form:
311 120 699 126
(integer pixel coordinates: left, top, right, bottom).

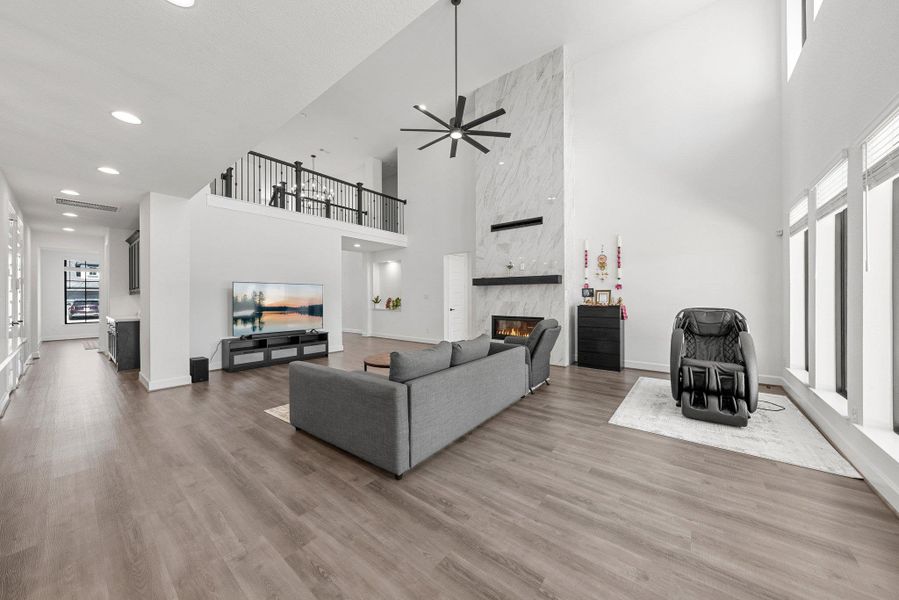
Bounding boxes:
782 369 899 515
343 328 363 335
624 360 783 387
41 334 100 343
139 373 192 392
369 332 442 345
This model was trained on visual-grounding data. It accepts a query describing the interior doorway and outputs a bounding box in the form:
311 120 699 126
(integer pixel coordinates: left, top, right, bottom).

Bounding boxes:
443 253 470 341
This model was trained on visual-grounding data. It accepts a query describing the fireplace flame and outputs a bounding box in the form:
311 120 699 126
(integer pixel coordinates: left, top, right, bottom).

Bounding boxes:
496 326 531 337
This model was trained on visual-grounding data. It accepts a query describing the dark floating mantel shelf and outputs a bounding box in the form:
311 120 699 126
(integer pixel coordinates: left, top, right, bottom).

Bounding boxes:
472 275 563 286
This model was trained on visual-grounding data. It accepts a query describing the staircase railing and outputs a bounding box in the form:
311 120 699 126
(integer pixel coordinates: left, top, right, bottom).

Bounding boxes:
210 151 406 234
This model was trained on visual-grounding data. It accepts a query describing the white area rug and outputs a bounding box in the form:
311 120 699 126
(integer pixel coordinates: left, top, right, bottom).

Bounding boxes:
610 377 860 479
265 404 290 423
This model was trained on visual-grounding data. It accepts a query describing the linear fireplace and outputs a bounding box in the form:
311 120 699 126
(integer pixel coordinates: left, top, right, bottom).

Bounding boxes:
491 315 543 340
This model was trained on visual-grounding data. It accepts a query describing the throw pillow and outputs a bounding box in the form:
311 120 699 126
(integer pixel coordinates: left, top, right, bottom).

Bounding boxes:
389 341 452 383
450 334 491 366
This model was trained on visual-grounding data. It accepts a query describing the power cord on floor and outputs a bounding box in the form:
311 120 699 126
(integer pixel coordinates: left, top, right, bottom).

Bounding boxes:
757 399 786 412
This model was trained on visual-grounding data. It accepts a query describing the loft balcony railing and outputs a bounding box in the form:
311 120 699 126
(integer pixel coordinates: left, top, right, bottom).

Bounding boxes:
210 150 406 234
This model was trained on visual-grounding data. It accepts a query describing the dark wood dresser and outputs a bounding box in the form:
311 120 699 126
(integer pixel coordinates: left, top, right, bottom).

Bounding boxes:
577 305 624 371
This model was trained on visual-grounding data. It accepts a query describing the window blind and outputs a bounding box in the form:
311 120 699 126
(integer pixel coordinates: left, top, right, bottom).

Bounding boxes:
864 105 899 189
789 195 809 235
815 158 848 218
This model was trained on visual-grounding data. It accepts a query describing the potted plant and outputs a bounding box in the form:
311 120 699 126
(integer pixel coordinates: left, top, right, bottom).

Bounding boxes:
371 295 381 307
385 297 393 310
392 297 402 310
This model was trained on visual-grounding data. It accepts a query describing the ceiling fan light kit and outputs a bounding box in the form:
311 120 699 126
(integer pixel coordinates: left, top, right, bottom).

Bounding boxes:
401 0 511 158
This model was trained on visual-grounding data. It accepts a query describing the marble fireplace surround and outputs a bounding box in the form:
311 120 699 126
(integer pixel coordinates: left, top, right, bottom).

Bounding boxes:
471 47 570 365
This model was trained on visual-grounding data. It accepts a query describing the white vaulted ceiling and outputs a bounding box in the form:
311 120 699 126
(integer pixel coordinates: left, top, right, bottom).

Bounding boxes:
0 0 438 229
255 0 723 181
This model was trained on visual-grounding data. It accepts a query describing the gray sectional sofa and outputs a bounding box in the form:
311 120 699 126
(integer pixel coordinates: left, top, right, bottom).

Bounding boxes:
289 337 528 478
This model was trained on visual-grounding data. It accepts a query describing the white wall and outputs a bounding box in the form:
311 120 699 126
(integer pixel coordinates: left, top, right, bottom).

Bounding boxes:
370 137 475 343
189 189 345 370
341 251 367 333
569 0 784 378
31 232 103 342
139 192 191 391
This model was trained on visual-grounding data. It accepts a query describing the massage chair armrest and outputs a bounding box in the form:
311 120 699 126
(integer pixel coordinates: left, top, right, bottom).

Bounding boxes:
670 328 685 401
739 331 759 412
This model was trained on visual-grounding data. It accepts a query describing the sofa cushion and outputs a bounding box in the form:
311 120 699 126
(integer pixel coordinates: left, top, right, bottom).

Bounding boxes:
450 334 491 366
389 341 452 383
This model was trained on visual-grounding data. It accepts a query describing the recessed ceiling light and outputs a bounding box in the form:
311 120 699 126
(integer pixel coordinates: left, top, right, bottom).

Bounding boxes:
111 111 142 125
498 161 505 165
62 212 78 218
353 243 361 248
97 166 120 175
62 227 75 232
165 0 195 7
60 189 80 196
547 196 557 201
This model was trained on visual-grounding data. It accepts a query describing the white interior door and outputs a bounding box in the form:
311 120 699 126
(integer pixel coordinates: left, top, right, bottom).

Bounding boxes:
444 253 470 341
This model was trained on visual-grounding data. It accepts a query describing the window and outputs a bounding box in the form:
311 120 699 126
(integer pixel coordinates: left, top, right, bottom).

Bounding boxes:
814 158 848 397
6 206 23 335
862 106 899 432
786 0 814 79
789 195 809 372
64 259 100 324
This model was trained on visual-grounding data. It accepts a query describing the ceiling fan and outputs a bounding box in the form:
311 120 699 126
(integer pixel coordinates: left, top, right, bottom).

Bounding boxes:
400 0 510 158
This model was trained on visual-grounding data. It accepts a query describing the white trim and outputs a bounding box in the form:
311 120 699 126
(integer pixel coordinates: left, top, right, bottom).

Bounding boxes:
40 334 99 342
206 193 408 248
624 360 784 387
139 373 192 392
369 332 442 345
342 328 363 334
782 368 899 515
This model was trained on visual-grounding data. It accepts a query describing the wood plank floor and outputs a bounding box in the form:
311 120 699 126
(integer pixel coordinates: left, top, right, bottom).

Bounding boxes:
1 335 897 599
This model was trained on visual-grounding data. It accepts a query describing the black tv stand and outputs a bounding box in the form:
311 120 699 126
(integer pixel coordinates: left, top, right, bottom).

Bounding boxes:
222 331 329 372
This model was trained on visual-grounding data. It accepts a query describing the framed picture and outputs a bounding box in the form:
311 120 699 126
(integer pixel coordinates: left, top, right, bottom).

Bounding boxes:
581 287 594 299
595 290 612 306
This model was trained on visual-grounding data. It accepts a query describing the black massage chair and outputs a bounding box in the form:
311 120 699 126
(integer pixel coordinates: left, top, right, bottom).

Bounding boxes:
670 308 758 427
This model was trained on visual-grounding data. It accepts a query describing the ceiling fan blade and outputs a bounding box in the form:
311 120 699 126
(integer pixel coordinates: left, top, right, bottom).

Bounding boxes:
463 108 506 130
464 130 511 138
418 134 450 151
450 138 458 158
455 95 467 127
401 128 448 133
414 105 451 129
462 135 490 154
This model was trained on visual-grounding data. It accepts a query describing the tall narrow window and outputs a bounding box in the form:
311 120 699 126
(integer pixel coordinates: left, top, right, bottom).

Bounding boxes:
835 209 847 397
863 105 899 432
814 157 848 395
64 259 100 324
789 196 809 372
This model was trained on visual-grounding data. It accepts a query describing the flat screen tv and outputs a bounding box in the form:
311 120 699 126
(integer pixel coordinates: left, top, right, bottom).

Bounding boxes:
232 282 323 337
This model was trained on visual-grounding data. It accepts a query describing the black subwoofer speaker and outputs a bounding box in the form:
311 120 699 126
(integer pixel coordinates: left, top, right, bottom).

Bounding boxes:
190 356 209 383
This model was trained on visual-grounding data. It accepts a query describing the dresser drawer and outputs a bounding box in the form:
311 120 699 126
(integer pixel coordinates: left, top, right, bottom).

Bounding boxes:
578 351 623 371
578 325 621 342
577 338 621 354
578 315 621 329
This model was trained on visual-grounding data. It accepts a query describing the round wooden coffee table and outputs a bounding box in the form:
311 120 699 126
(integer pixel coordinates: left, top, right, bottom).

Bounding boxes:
363 352 391 371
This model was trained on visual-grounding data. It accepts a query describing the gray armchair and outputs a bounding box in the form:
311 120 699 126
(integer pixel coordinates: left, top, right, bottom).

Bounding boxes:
504 318 561 392
670 308 758 427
